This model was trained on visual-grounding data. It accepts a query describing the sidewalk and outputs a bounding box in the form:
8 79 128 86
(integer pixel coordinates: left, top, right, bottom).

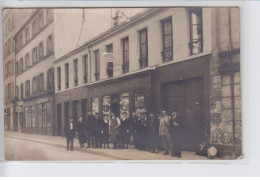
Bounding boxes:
5 131 209 160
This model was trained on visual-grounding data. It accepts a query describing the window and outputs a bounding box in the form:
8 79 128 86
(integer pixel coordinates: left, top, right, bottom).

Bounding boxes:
19 58 23 73
57 67 61 91
139 28 148 69
38 41 44 60
25 53 30 69
189 8 203 55
25 27 30 43
38 11 44 30
46 34 54 54
15 62 18 75
105 44 113 78
73 59 78 86
20 83 24 100
94 50 100 81
106 44 113 53
38 73 44 92
46 9 53 23
7 83 11 99
82 55 88 84
161 17 173 62
47 68 54 91
32 47 38 64
19 33 23 49
25 80 30 97
16 86 19 99
65 63 69 89
122 37 129 74
32 76 37 95
32 20 36 37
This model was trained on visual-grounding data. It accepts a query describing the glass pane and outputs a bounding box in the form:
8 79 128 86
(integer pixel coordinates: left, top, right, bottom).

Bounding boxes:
32 106 36 127
46 102 52 127
120 92 129 118
164 35 172 48
92 98 99 114
164 20 172 34
102 96 111 118
38 104 42 127
135 92 145 113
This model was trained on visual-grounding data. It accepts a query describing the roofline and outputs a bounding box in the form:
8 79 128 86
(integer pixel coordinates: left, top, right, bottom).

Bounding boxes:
54 7 166 64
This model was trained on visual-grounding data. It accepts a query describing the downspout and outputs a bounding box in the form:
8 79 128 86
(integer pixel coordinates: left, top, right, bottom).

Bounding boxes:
228 8 236 155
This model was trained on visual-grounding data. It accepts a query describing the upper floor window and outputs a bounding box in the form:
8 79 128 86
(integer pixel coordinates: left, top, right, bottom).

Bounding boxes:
46 9 54 23
73 59 78 86
82 55 88 84
122 37 129 74
38 41 44 60
65 63 69 89
32 76 37 95
38 73 44 92
20 83 24 100
38 11 44 30
19 33 23 50
25 80 30 98
189 8 203 55
19 58 24 73
94 50 100 81
161 17 173 62
25 27 30 43
106 44 113 53
46 34 54 55
15 62 18 75
25 53 30 69
16 86 19 99
57 67 61 91
32 47 38 64
139 28 148 69
47 68 54 91
32 20 37 37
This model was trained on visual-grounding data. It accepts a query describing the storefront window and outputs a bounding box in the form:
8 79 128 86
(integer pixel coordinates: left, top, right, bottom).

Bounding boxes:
91 97 99 114
43 103 47 127
37 104 43 127
120 92 129 118
135 92 145 113
27 106 32 127
46 102 52 127
32 106 36 127
102 96 111 118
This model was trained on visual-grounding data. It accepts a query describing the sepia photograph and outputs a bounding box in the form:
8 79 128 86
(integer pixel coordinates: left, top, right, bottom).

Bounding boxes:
3 7 241 161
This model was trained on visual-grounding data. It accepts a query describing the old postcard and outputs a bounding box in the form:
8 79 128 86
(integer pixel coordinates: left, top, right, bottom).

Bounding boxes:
3 7 241 161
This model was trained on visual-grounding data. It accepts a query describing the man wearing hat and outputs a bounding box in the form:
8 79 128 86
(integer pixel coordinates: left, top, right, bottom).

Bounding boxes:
140 109 148 150
64 118 76 151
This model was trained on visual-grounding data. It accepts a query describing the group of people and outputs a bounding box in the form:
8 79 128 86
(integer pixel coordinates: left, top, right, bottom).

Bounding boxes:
64 109 183 158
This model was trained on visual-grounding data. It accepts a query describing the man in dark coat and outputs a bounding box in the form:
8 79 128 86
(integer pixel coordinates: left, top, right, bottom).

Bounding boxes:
85 111 93 148
140 110 148 150
64 118 76 151
92 112 102 148
169 110 182 158
77 116 86 148
147 112 159 153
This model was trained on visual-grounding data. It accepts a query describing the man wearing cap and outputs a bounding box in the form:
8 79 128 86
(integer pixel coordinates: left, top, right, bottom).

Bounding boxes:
159 110 172 155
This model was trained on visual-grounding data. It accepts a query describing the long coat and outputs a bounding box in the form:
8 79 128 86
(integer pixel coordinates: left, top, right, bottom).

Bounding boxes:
101 119 109 143
77 121 86 143
108 117 121 143
120 118 131 143
64 122 76 139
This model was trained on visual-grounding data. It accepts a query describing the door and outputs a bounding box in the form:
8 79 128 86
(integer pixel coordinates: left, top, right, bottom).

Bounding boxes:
57 104 62 136
111 94 120 117
162 77 204 151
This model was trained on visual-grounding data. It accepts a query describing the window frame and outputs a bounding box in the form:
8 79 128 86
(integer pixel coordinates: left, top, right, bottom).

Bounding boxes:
139 28 148 69
122 36 129 74
161 16 173 63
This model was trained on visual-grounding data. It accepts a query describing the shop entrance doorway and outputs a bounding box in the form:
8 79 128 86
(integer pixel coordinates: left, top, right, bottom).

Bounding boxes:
110 94 120 117
162 77 204 151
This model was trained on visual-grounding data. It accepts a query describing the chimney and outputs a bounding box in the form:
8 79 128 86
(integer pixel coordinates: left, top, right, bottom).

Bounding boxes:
113 10 122 26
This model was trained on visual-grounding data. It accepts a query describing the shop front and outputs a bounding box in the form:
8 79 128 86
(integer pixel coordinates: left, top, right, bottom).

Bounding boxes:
22 95 54 135
153 55 211 151
89 69 154 119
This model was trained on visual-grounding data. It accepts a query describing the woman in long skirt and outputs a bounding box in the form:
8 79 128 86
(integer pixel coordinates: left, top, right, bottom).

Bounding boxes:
77 117 86 148
108 112 121 149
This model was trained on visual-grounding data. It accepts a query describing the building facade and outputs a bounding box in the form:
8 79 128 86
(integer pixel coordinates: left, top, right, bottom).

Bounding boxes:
13 8 113 135
53 7 241 156
3 9 34 131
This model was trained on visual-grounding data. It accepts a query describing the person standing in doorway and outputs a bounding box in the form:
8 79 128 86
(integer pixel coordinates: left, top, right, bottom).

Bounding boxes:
85 111 93 148
169 110 182 158
101 114 110 149
159 110 172 155
77 116 85 148
64 118 76 151
147 112 159 153
108 112 121 149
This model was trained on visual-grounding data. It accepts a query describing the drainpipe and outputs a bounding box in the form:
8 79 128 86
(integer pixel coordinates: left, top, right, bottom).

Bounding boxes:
88 47 92 83
228 8 236 155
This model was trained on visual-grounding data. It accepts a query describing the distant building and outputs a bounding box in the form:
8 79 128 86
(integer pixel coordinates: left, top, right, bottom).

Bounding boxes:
13 9 112 135
3 9 34 131
53 7 240 156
